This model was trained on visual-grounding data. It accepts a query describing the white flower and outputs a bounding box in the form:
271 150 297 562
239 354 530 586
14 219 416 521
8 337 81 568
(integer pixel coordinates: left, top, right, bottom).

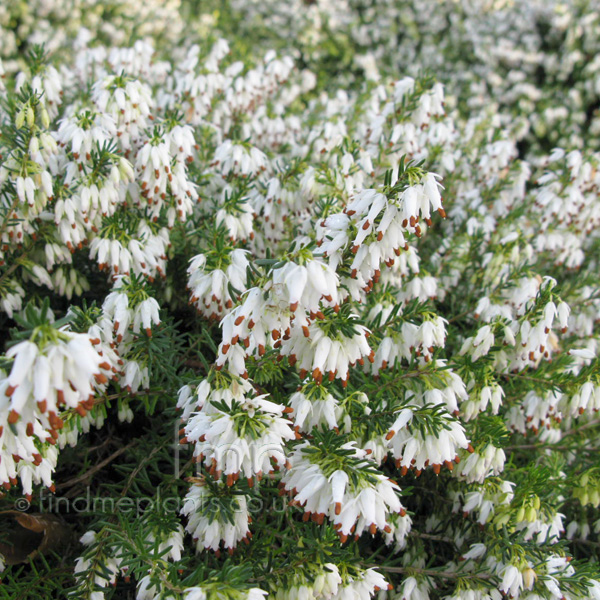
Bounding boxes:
212 140 268 177
182 480 251 552
0 322 112 496
278 316 373 387
460 325 495 362
499 564 524 598
386 407 469 474
271 258 339 313
569 348 596 360
461 543 487 561
187 250 249 320
331 568 390 599
184 588 208 600
288 388 339 432
459 444 506 483
132 297 161 336
184 379 294 482
395 576 432 600
282 440 403 538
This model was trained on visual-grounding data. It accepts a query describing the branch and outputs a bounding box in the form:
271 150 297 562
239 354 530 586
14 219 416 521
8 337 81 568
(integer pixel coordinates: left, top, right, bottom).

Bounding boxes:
373 565 493 580
506 418 600 451
58 440 137 493
409 531 456 544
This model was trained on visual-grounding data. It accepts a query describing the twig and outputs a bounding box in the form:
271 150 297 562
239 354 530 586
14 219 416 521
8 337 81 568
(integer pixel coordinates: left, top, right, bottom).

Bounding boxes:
505 418 600 452
58 440 137 491
505 444 597 452
120 438 171 497
564 418 600 437
570 538 600 548
409 531 455 544
0 189 21 241
500 372 556 384
373 565 492 580
447 308 473 324
61 388 169 417
182 359 208 372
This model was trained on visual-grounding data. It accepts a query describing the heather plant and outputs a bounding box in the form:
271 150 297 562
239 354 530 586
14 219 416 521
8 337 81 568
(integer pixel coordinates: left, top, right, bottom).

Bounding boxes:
0 1 599 600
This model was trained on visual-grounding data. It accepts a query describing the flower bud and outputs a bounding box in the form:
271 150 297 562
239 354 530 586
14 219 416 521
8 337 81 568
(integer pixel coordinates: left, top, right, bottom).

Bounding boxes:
27 106 35 128
16 108 26 129
41 107 50 129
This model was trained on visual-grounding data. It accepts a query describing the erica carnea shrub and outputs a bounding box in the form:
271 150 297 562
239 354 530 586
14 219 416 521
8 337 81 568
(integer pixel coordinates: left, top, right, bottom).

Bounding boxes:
0 1 600 599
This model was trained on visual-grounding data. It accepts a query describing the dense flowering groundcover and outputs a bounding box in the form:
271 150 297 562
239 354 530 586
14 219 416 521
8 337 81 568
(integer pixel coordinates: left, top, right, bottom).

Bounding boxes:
1 0 600 598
